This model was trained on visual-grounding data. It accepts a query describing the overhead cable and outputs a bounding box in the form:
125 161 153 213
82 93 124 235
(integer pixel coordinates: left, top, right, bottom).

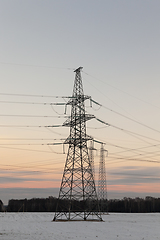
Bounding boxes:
83 70 160 110
0 114 68 118
0 100 66 105
0 61 74 70
95 117 160 144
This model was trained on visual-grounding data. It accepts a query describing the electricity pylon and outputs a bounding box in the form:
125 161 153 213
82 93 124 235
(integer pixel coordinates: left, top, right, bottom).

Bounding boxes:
89 140 96 180
53 67 102 221
98 143 107 200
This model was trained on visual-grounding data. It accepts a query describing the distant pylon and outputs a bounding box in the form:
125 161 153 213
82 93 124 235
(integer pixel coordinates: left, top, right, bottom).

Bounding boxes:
53 67 102 221
89 140 96 180
98 143 107 200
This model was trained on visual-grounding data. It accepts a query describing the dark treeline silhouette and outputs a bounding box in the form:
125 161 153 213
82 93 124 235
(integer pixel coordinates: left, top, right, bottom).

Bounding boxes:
0 200 3 212
7 197 57 212
7 197 99 213
104 197 160 213
6 196 160 213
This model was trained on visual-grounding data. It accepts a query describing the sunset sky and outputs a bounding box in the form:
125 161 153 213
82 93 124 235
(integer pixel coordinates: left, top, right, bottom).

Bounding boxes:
1 0 160 204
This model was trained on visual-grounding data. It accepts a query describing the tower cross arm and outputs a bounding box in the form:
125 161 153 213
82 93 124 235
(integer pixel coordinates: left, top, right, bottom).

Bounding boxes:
64 134 93 144
65 95 91 106
62 114 95 127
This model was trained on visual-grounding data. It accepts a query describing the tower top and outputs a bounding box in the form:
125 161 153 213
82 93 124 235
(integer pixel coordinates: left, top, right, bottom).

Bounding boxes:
74 67 83 72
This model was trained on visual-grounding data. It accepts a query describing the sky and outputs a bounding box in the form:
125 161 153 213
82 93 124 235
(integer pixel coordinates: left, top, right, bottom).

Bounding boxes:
0 0 160 204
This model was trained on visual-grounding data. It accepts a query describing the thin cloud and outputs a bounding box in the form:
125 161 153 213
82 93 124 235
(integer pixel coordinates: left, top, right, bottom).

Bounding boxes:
0 176 58 184
107 166 160 185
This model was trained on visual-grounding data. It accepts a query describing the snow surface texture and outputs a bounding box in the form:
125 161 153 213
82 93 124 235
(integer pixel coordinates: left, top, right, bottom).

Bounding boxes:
0 213 160 240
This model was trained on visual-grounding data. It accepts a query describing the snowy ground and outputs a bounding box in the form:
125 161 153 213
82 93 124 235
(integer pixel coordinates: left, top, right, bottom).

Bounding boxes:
0 212 160 240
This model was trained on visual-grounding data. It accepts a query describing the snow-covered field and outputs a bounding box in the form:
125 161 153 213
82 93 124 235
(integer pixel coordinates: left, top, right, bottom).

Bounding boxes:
0 212 160 240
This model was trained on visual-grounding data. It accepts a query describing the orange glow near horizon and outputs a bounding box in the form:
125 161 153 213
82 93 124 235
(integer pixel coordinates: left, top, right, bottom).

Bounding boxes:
1 180 160 196
108 183 160 194
0 180 61 189
1 133 160 198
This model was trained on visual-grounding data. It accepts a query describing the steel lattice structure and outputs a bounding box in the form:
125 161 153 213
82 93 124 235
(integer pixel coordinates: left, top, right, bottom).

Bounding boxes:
89 140 96 180
98 144 107 200
53 67 102 221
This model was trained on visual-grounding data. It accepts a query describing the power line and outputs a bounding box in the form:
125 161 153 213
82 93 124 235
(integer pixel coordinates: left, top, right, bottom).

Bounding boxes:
109 148 160 163
0 61 74 70
0 92 74 98
110 123 160 144
92 101 160 135
93 138 160 162
0 167 62 175
109 143 160 156
84 75 132 117
0 146 55 153
0 124 62 128
0 100 66 105
107 156 160 164
50 104 65 116
0 138 64 141
0 157 64 168
95 117 160 144
0 162 63 171
101 104 160 135
0 143 62 146
0 114 68 118
83 70 160 110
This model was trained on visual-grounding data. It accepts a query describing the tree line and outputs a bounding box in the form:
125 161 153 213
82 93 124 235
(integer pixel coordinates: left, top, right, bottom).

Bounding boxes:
104 196 160 213
1 196 160 213
0 200 3 212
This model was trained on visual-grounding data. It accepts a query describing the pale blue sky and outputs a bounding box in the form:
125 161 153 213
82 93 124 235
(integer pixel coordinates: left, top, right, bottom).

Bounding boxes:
1 0 160 94
1 0 160 204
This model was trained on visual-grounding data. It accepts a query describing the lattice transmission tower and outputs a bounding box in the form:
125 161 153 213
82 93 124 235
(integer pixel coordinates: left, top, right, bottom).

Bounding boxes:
53 67 102 221
89 140 96 180
98 143 107 200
